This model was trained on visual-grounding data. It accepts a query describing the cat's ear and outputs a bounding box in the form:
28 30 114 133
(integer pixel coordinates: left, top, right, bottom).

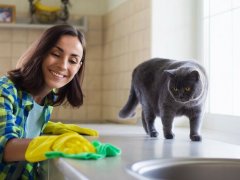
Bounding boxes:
164 69 176 78
189 70 199 81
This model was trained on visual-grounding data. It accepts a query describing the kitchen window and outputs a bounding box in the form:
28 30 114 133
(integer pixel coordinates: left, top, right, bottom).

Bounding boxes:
204 0 240 116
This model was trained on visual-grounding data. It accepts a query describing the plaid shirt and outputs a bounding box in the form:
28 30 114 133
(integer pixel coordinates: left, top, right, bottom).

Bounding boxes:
0 76 54 179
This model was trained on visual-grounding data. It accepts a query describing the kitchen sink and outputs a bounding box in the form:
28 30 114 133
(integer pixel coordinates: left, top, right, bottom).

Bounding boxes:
127 158 240 180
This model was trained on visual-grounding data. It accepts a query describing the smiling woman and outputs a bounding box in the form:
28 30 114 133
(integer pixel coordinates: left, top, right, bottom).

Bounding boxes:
0 24 98 179
12 24 86 107
41 35 83 93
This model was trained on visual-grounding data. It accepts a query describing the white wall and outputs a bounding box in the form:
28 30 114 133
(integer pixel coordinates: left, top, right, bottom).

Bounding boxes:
151 0 203 62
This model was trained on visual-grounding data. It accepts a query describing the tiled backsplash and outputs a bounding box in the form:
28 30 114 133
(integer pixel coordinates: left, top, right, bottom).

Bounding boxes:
102 0 151 123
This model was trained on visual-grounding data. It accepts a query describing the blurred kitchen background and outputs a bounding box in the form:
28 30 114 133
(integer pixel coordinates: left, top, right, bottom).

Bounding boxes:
0 0 239 135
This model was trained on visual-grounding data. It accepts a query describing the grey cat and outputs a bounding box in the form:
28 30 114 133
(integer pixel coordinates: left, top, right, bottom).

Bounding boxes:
119 58 208 141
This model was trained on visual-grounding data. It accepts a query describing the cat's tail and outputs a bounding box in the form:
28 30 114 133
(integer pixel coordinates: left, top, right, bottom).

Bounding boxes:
118 84 139 119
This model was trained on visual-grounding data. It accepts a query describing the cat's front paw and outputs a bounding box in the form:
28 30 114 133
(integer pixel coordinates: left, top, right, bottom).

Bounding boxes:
149 131 159 137
190 134 202 141
164 133 175 139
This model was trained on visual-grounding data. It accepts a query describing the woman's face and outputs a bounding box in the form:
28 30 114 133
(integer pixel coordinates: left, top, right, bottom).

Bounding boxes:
42 35 83 91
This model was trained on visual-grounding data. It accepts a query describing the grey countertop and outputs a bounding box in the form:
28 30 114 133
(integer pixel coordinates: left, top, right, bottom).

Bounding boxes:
43 124 240 180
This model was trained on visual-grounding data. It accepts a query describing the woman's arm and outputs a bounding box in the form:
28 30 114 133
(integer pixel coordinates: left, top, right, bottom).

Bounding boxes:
3 138 32 162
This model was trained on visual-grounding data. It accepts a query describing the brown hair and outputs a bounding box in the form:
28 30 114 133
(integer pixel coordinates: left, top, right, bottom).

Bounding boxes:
8 24 86 107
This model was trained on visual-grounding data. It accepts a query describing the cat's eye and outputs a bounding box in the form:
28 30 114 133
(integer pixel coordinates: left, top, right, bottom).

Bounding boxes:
185 87 191 92
173 87 178 92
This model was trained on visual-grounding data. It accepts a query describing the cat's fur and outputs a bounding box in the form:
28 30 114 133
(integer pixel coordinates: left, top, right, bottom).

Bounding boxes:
119 58 208 141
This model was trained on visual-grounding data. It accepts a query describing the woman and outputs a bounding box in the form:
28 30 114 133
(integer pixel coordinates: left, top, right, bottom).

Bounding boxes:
0 24 87 179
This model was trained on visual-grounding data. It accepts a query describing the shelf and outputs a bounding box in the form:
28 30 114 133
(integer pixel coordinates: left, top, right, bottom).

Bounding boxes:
0 16 88 32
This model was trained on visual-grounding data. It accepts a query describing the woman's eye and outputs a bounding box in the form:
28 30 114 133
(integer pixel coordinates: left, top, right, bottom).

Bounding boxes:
51 52 60 57
69 58 78 64
185 87 191 92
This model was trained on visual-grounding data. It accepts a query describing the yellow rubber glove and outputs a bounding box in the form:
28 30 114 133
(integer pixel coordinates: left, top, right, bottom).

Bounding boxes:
43 121 99 136
25 132 96 163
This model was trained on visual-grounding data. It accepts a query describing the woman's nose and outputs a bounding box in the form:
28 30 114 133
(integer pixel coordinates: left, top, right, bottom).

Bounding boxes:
58 57 68 69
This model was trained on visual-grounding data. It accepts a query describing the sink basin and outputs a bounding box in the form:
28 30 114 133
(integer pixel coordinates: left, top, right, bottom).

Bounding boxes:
127 158 240 180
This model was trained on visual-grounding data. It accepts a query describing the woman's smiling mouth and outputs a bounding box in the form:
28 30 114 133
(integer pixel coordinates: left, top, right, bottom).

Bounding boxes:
50 70 65 78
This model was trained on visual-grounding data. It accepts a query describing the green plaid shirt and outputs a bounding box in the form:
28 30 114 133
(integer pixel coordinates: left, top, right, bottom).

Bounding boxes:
0 76 54 179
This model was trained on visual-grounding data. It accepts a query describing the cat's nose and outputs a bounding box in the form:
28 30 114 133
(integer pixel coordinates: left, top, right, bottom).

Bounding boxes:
179 95 184 99
179 95 186 101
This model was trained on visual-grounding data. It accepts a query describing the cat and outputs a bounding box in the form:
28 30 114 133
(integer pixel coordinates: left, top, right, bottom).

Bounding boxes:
118 58 208 141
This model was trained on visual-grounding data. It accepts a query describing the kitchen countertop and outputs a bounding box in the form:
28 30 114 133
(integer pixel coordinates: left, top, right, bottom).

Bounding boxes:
43 124 240 180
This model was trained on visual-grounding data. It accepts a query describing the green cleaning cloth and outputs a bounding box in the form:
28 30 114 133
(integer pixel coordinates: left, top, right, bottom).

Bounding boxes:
45 140 121 160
